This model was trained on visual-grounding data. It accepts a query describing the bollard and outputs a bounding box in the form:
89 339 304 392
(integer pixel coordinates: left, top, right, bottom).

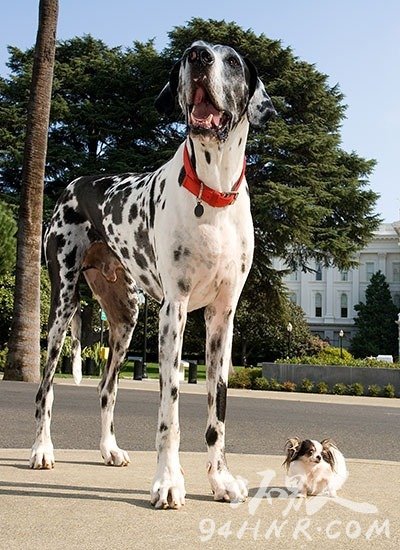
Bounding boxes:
61 356 72 374
85 357 97 376
133 359 143 380
188 360 197 384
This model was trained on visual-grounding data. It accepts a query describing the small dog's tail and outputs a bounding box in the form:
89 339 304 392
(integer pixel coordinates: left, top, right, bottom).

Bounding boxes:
71 308 82 385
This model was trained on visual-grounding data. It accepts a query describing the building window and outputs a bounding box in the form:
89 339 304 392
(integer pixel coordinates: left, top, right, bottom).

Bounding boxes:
340 293 348 318
288 270 298 282
393 293 400 309
289 292 297 304
315 292 322 317
366 262 375 281
315 263 322 281
340 270 348 282
393 263 400 283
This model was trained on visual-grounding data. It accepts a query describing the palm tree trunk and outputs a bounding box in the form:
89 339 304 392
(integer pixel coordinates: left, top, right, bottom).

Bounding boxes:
4 0 58 382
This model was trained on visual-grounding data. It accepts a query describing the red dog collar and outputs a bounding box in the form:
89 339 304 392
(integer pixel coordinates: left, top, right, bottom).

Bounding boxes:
182 144 246 212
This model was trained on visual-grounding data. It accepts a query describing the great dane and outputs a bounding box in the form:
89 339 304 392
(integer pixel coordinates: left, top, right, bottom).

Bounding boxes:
30 41 275 509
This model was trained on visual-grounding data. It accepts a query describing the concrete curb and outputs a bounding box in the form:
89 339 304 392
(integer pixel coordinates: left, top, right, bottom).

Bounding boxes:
54 376 400 408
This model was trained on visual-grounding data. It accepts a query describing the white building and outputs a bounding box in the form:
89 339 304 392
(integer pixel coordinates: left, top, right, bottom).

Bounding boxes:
274 221 400 348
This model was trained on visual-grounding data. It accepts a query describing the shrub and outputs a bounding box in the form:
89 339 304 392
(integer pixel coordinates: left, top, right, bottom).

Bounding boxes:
348 382 364 396
282 380 297 392
368 384 382 397
253 377 270 391
0 347 8 372
316 381 329 394
300 378 314 393
228 369 252 389
248 367 263 385
383 384 396 398
269 378 281 391
332 383 348 395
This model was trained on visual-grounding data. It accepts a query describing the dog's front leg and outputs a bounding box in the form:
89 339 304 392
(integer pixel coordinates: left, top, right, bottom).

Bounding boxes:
204 302 248 502
150 300 187 509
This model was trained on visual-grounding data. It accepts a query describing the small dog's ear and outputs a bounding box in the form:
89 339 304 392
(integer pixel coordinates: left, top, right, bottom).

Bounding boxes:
321 439 337 470
244 58 276 128
155 60 181 116
283 437 301 470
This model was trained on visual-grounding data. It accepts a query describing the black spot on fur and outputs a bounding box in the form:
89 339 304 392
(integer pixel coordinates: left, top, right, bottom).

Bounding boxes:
149 175 156 228
177 278 191 295
204 150 211 164
63 206 86 225
120 247 130 259
206 425 218 447
210 334 222 354
110 422 114 435
101 395 108 408
159 422 168 432
178 166 186 186
133 250 148 269
55 233 66 250
64 246 78 270
216 377 227 423
171 386 178 401
128 203 138 223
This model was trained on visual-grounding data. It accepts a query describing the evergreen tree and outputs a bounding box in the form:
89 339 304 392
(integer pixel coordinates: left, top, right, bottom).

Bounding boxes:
351 271 399 358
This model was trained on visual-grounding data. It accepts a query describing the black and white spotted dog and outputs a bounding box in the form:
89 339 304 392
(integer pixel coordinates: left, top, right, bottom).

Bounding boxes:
30 41 275 509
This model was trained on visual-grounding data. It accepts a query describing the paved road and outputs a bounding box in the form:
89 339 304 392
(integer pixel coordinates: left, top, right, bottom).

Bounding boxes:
1 380 399 460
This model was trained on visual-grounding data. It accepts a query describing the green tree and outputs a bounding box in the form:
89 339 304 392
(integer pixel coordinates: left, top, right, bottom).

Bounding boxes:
234 285 320 364
0 199 17 275
4 0 58 382
0 18 381 362
351 271 399 358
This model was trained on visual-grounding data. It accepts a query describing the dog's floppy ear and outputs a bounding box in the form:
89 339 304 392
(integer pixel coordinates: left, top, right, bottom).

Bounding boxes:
155 60 181 116
321 439 337 470
244 58 276 128
283 437 301 471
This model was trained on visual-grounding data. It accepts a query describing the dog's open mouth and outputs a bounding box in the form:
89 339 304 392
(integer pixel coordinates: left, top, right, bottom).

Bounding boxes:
189 86 230 134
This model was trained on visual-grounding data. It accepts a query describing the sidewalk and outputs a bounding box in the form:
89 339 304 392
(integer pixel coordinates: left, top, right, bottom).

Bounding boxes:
0 449 398 549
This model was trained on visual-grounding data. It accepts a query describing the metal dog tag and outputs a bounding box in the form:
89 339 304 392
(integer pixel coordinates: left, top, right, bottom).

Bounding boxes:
194 202 204 217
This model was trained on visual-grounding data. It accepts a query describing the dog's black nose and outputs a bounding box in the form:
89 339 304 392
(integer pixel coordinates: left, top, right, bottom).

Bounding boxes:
316 455 321 462
188 45 214 66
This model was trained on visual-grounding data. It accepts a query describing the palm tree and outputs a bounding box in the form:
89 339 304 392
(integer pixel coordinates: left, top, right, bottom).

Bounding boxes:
4 0 59 382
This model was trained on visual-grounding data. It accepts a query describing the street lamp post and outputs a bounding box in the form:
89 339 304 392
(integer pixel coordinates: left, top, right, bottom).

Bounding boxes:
339 329 344 359
286 322 293 359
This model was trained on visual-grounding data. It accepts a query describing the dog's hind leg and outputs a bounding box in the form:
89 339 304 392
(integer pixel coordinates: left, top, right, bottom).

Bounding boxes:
204 295 248 502
83 249 139 466
30 232 84 469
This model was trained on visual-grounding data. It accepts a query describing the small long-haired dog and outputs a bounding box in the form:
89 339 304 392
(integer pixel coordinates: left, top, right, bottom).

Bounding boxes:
283 438 348 498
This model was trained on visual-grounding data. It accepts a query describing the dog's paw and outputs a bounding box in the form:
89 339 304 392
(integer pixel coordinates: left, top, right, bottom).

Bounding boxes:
208 463 248 502
30 442 55 469
150 467 186 509
100 445 130 467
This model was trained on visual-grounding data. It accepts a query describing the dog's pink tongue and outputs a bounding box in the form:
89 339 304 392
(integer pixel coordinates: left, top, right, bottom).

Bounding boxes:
192 88 221 127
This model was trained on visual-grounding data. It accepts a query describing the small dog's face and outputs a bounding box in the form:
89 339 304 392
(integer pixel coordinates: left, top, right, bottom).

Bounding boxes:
284 438 336 471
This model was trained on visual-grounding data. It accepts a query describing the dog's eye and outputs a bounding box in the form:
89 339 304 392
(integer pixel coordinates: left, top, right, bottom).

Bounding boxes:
227 56 240 67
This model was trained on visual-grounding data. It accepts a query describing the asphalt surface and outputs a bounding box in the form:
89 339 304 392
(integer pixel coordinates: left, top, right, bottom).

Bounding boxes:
1 379 399 460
